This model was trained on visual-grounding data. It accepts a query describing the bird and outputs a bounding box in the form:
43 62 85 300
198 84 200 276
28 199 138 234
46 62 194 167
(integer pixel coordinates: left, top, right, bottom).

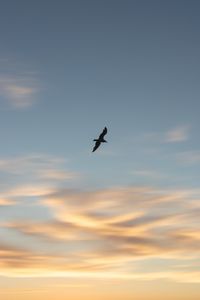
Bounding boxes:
92 127 108 152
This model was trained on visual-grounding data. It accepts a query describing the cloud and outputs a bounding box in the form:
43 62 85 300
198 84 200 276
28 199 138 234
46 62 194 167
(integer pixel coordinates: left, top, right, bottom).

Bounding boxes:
1 185 200 282
38 169 77 181
6 220 79 241
0 154 199 282
3 184 55 198
0 198 15 206
0 154 77 182
0 76 39 109
140 125 190 148
39 187 200 263
0 57 40 110
164 125 190 143
0 242 33 269
131 169 165 180
177 151 200 164
0 154 78 212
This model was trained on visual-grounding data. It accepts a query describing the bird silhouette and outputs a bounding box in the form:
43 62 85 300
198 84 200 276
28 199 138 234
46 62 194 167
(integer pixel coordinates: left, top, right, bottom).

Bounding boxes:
92 127 108 152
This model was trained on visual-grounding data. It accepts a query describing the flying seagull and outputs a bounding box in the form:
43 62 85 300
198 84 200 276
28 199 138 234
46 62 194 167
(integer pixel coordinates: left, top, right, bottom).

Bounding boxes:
92 127 108 152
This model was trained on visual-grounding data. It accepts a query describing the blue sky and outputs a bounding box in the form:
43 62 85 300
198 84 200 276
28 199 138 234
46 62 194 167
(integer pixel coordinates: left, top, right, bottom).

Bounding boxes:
0 1 200 181
0 1 200 299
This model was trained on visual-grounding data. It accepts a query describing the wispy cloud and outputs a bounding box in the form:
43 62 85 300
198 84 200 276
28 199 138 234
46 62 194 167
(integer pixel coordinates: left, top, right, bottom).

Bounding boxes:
164 125 190 143
142 125 190 144
0 152 199 283
1 185 200 282
0 242 31 267
0 154 77 181
131 169 165 180
0 76 39 109
0 198 15 206
38 169 77 181
177 151 200 164
0 59 40 109
0 154 78 207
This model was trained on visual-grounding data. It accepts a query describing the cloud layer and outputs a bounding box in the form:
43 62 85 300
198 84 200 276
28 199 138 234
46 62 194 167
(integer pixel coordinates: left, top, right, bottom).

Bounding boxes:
1 175 200 282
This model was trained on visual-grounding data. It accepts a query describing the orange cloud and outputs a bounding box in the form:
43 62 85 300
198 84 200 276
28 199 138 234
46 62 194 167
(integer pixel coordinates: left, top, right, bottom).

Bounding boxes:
2 186 200 283
0 198 15 206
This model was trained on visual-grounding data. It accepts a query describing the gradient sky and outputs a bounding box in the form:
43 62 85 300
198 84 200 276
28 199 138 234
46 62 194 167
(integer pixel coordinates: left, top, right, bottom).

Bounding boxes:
0 1 200 299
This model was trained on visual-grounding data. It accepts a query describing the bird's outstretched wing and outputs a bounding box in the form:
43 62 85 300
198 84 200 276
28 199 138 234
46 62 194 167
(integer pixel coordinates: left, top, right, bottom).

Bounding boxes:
92 141 101 152
99 127 107 139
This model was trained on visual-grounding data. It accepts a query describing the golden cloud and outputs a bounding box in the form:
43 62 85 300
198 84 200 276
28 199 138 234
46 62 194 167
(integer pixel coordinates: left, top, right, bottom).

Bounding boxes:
1 185 200 283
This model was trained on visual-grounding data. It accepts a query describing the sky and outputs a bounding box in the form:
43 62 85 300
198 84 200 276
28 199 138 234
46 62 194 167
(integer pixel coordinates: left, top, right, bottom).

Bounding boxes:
0 0 200 299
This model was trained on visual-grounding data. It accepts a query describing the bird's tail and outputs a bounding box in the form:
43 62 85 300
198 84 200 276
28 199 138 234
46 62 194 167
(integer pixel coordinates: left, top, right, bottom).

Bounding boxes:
93 139 98 141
